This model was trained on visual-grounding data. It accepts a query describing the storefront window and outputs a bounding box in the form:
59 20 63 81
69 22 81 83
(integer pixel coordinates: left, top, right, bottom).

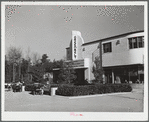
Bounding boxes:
128 68 138 83
138 66 144 82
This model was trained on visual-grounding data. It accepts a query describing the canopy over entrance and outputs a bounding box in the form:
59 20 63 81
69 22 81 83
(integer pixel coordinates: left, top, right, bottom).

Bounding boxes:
53 58 90 84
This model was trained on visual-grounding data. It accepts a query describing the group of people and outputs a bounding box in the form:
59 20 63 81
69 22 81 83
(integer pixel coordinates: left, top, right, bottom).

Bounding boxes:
124 79 144 84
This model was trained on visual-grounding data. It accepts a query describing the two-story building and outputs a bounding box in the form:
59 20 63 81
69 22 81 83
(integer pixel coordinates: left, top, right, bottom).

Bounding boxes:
54 30 144 84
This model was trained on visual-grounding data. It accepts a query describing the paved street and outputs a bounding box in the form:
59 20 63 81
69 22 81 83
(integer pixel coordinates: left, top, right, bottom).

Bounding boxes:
5 88 144 112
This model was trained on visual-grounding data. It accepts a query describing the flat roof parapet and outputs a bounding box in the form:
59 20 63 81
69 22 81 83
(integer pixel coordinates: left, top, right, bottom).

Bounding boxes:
83 30 144 46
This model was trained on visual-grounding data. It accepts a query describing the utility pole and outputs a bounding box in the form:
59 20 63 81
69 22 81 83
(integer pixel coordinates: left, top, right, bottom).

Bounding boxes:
19 59 22 81
19 61 21 81
13 62 15 82
13 62 17 82
99 41 102 68
99 41 105 83
13 58 15 82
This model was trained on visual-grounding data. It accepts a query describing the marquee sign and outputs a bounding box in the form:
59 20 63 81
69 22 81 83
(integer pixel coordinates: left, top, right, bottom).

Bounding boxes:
71 59 84 67
66 59 84 68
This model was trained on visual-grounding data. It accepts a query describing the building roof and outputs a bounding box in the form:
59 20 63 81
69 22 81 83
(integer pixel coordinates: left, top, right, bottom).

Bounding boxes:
83 30 144 46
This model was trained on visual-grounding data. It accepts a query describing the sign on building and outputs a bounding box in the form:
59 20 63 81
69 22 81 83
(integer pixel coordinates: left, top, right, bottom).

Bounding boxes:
72 35 78 60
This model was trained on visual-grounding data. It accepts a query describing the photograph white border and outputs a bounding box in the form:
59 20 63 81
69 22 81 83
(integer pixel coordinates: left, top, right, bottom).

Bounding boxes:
1 1 148 121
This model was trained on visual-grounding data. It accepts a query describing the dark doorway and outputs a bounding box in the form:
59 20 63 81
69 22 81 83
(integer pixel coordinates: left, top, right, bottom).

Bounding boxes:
114 68 124 83
104 70 112 83
75 69 85 84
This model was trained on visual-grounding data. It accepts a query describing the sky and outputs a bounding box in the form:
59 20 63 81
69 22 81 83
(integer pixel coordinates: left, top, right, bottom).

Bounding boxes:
4 3 144 61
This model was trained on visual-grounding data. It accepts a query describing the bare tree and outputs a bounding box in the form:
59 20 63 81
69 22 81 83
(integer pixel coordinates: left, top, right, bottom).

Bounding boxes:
25 47 32 81
6 46 23 82
25 47 31 61
7 46 22 63
31 52 41 65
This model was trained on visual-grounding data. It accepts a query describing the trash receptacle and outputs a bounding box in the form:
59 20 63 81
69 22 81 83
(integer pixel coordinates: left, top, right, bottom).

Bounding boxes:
22 86 25 92
51 87 58 96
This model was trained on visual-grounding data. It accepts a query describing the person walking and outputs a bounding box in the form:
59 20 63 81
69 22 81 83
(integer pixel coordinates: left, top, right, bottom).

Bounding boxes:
40 87 44 95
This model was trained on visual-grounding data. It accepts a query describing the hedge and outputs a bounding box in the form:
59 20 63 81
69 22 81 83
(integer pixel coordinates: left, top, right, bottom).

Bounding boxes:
51 84 59 87
56 84 132 96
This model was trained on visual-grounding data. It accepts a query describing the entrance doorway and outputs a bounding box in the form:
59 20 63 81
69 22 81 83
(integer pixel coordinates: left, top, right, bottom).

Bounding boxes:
114 69 124 83
105 70 112 83
75 69 85 84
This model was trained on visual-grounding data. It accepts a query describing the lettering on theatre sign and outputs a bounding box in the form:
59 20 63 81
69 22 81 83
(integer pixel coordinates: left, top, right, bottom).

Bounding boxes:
73 36 77 59
66 59 84 68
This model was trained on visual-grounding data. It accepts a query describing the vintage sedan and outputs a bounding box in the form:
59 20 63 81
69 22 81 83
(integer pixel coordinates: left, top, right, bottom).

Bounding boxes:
12 83 22 92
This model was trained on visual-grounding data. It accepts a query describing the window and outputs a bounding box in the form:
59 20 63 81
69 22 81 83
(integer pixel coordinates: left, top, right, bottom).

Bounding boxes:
138 37 144 48
103 42 112 53
132 38 137 48
128 36 144 49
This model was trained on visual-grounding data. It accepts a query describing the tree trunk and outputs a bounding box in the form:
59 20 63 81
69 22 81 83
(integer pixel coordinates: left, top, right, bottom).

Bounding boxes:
31 75 32 82
19 62 21 80
28 63 29 81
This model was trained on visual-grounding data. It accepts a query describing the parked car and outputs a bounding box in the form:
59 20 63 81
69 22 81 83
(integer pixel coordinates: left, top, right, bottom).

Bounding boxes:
5 83 12 91
12 84 22 92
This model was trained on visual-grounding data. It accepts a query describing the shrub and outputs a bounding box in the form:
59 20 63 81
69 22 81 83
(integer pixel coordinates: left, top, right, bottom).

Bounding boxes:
56 83 132 96
74 79 90 86
92 56 104 83
56 84 74 96
58 61 77 84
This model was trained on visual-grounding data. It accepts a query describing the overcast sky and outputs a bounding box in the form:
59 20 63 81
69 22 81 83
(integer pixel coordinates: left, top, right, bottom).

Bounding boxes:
5 3 144 60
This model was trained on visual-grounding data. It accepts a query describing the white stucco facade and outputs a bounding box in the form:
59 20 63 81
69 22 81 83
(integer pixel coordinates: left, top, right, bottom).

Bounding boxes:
65 30 144 83
102 32 144 67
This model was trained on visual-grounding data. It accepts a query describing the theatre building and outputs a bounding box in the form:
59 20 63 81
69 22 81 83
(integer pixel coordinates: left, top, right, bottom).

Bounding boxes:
53 30 144 84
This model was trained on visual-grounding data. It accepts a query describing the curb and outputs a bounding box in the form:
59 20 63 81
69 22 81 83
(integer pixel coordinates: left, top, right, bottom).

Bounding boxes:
69 92 131 99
